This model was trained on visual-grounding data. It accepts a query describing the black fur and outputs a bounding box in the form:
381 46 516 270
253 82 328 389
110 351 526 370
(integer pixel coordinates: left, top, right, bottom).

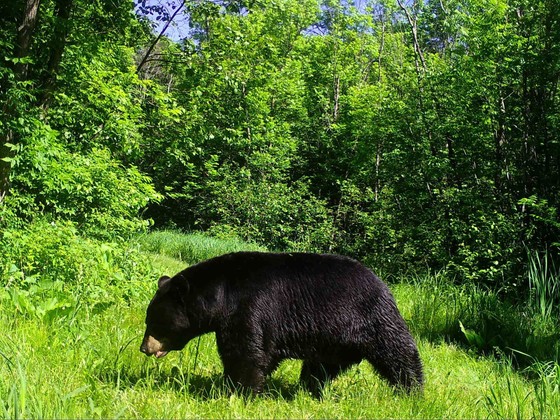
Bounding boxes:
140 252 423 396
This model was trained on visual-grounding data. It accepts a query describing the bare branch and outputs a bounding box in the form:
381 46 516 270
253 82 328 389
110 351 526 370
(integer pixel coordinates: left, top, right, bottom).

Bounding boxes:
137 0 187 74
396 0 426 71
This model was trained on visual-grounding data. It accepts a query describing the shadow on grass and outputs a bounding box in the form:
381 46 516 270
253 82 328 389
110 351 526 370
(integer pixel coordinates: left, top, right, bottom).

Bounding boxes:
98 363 302 401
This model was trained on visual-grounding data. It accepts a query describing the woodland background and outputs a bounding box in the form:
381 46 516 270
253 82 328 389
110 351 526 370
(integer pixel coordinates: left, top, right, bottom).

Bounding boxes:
2 0 559 290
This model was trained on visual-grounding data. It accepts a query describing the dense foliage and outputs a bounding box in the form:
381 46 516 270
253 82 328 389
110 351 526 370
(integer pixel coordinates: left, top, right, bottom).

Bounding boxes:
1 0 559 292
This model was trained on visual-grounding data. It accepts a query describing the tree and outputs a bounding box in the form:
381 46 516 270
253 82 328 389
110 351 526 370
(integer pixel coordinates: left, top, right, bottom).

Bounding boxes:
1 0 160 237
1 0 76 203
0 0 41 204
1 0 151 204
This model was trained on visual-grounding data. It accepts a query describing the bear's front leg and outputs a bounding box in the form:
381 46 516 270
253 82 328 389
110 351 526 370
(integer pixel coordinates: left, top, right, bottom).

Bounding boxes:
222 357 266 393
216 329 269 393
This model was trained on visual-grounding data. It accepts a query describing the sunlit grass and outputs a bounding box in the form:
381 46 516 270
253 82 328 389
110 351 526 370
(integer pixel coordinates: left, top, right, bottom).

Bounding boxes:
134 230 265 266
2 298 559 419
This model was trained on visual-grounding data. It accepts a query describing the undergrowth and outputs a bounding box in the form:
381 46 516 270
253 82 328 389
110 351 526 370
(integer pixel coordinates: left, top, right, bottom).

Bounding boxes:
393 269 560 368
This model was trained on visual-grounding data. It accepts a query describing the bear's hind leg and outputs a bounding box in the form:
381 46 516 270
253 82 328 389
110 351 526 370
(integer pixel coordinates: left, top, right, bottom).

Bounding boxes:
299 361 352 398
365 346 423 392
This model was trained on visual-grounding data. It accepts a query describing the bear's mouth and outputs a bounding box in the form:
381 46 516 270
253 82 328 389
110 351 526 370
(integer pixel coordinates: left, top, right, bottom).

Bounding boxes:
155 350 168 358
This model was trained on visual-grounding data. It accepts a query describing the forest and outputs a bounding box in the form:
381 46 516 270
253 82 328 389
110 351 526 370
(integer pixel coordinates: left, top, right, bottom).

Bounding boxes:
1 0 559 418
2 0 560 284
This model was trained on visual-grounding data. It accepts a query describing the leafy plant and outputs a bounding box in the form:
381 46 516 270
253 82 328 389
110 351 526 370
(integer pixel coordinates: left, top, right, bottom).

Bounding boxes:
527 249 560 321
8 120 160 240
0 218 156 315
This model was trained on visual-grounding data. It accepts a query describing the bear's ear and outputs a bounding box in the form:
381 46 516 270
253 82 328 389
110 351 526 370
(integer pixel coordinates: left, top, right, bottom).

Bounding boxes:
158 275 171 289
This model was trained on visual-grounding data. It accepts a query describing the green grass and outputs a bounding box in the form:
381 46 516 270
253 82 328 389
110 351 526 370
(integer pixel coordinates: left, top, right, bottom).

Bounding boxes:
392 271 560 367
527 249 560 320
134 230 265 266
2 230 560 418
3 297 560 418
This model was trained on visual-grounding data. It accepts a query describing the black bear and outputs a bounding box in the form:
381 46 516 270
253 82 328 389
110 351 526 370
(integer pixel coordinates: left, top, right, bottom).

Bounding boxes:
140 252 423 396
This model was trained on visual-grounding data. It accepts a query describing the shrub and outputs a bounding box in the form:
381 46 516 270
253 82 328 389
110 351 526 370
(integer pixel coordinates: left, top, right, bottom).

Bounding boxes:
202 177 335 252
0 218 155 320
8 120 160 240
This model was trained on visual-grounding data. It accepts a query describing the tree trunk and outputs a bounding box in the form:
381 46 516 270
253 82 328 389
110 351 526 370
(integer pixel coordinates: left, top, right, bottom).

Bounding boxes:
39 0 73 109
396 0 426 72
0 0 41 204
15 0 41 80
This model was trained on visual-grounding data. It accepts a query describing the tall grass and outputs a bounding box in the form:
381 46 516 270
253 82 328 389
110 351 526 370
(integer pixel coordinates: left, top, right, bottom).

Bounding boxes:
393 266 560 368
527 249 560 320
135 230 265 266
392 271 500 346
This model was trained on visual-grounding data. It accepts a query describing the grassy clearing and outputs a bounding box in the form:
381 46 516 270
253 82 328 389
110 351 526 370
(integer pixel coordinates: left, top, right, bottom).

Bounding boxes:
4 301 559 419
1 230 560 418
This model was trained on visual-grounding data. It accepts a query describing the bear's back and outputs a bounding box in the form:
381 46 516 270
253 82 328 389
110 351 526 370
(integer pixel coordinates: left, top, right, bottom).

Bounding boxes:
186 251 380 291
183 251 391 326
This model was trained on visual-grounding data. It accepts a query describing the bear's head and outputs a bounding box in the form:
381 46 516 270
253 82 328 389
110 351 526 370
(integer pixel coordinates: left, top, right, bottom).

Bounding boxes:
140 274 192 358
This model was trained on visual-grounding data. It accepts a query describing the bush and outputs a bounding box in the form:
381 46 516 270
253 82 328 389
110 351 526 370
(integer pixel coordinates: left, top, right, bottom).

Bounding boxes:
8 120 160 240
0 218 156 320
202 177 335 252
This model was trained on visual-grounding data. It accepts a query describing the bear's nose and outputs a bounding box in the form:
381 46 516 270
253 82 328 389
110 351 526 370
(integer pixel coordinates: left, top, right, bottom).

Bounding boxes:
140 335 151 355
140 334 165 356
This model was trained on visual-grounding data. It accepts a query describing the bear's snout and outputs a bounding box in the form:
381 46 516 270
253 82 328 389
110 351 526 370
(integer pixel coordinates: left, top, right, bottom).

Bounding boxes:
140 334 169 358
